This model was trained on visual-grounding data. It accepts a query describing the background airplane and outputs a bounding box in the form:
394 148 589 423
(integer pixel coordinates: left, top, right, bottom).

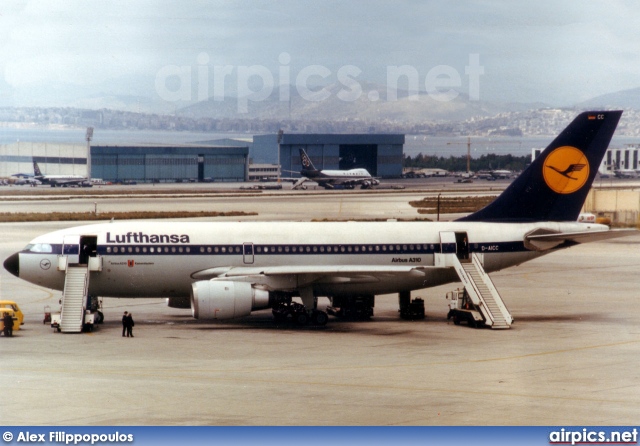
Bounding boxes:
9 171 40 185
33 160 91 187
11 172 34 179
488 169 514 179
12 177 41 186
291 148 380 190
476 169 515 180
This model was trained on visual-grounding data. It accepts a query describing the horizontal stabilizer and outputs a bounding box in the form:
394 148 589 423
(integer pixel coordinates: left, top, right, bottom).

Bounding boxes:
525 228 637 250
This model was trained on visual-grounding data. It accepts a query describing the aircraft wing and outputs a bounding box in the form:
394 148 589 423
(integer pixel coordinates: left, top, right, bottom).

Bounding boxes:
525 229 637 250
318 177 378 188
325 177 367 185
224 265 434 276
192 265 445 290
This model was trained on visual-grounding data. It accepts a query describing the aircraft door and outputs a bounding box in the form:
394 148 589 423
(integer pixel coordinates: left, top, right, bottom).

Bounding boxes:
439 231 470 262
455 232 470 262
79 235 98 265
243 243 254 264
62 235 81 264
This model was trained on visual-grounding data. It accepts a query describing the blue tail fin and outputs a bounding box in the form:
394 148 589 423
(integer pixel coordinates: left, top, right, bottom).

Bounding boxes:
33 160 43 177
299 148 318 172
458 111 622 222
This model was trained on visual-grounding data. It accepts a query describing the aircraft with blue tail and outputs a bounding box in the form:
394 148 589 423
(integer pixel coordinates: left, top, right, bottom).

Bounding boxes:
3 111 634 330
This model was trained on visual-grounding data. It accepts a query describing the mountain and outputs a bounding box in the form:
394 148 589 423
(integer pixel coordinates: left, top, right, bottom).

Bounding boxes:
177 82 548 123
575 87 640 110
70 94 176 115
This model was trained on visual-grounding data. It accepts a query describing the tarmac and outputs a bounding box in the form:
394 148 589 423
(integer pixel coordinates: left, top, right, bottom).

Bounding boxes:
1 185 639 426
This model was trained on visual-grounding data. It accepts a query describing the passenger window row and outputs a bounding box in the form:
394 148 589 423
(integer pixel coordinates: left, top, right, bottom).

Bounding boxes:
104 244 437 254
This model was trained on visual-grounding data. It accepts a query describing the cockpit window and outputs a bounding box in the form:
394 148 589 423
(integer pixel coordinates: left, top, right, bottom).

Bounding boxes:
24 243 53 253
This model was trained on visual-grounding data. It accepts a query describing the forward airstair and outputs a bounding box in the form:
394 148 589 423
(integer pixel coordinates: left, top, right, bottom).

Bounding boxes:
450 254 512 329
60 266 89 333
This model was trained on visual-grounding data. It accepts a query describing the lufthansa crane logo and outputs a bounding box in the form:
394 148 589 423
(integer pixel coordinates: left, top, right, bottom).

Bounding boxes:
301 154 311 168
543 146 590 194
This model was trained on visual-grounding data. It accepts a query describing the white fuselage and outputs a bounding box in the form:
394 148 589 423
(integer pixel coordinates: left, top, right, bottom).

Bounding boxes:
318 168 371 178
16 220 606 299
38 174 86 185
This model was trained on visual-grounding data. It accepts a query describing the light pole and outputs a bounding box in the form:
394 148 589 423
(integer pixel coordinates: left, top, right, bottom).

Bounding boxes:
85 127 94 181
277 129 284 183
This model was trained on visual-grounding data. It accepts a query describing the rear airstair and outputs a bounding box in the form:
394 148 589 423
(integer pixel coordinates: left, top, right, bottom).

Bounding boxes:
450 254 512 329
60 266 89 333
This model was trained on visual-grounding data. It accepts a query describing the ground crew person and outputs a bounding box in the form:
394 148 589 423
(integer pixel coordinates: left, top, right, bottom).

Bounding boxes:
122 311 128 337
125 312 134 338
3 312 14 337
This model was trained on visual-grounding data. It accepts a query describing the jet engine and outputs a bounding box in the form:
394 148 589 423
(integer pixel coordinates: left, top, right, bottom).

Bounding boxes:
166 296 191 309
191 280 271 320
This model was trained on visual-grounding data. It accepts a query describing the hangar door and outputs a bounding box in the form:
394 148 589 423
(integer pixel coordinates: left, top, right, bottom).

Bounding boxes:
339 145 377 175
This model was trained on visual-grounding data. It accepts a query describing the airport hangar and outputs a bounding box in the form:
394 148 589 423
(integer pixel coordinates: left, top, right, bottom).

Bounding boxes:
251 133 405 178
0 133 405 182
0 142 249 183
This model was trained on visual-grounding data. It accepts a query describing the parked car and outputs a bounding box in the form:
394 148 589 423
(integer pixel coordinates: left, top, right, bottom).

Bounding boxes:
0 301 24 325
0 308 20 334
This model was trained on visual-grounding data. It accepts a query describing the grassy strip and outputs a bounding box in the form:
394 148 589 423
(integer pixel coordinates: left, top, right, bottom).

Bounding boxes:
409 196 496 214
0 188 261 197
0 211 257 222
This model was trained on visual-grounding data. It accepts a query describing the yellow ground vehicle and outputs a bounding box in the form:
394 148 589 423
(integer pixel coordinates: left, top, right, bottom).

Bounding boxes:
0 308 20 334
0 301 24 325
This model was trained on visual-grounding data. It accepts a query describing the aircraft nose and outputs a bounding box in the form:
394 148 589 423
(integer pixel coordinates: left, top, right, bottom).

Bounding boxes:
3 252 19 277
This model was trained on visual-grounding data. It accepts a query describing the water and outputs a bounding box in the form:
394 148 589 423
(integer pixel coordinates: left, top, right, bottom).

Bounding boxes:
2 127 639 158
0 127 250 146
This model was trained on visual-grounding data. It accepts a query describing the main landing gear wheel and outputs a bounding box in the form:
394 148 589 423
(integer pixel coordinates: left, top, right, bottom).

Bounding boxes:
272 303 329 327
295 312 309 326
311 310 328 326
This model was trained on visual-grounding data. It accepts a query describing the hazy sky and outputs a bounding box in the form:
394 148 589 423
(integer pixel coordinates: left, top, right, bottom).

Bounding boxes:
1 0 640 108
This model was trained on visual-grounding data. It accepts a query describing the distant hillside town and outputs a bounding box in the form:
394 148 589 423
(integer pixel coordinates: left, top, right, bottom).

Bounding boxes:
1 106 639 137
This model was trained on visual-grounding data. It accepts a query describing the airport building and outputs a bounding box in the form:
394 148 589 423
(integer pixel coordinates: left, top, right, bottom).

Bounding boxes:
248 164 280 181
603 145 640 173
1 133 404 182
0 142 249 183
252 133 405 178
532 145 640 175
0 142 88 178
91 144 248 183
